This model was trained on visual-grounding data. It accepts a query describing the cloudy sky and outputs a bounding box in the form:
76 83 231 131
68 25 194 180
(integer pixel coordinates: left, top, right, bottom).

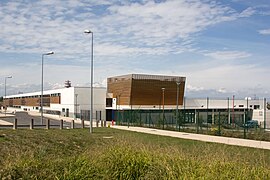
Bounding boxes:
0 0 270 99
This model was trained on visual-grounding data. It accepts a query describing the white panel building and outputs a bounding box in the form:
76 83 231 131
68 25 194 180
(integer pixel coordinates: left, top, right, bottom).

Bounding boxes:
4 87 106 121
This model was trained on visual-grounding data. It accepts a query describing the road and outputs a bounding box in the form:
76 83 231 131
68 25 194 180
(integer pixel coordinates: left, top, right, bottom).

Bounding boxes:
0 111 84 129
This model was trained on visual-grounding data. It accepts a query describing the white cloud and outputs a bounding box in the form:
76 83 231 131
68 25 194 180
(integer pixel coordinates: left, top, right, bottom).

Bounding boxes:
239 7 256 17
0 0 268 98
258 28 270 35
0 0 247 58
217 88 227 93
204 50 251 60
186 84 204 92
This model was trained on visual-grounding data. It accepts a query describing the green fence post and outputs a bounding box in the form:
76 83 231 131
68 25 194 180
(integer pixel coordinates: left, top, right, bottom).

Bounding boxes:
244 110 247 139
196 110 199 134
218 111 221 136
206 97 209 133
264 98 266 130
128 110 130 128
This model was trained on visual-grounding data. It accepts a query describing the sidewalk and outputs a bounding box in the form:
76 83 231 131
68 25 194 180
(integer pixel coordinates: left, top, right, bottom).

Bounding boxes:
112 125 270 150
28 111 89 125
26 111 107 128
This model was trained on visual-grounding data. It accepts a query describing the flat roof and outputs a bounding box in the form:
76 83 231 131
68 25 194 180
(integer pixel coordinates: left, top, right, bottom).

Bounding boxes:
108 74 186 82
5 86 106 98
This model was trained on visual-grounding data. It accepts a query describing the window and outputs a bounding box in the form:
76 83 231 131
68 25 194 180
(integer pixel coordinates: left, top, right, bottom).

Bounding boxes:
254 105 260 109
239 105 244 107
106 98 113 107
62 108 65 112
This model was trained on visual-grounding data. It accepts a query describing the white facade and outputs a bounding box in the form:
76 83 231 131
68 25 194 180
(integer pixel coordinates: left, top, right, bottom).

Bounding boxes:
110 97 269 128
5 87 106 121
183 98 268 127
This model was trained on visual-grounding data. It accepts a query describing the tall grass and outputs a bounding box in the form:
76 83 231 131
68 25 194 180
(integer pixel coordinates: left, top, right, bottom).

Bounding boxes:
0 128 269 179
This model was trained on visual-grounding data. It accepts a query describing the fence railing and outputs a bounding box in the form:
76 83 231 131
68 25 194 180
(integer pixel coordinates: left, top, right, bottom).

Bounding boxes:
114 109 270 141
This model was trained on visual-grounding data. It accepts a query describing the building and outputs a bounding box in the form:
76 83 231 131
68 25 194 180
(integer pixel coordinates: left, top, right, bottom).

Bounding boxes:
2 73 269 129
106 74 186 120
106 74 269 129
183 98 269 127
107 74 186 108
3 86 106 121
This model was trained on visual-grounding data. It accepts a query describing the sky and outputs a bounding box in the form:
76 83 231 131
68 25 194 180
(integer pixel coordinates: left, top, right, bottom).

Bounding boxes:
0 0 270 99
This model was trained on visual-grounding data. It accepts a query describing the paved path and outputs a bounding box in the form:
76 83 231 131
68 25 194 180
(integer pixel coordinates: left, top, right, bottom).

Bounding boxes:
0 120 12 125
0 109 104 128
112 125 270 150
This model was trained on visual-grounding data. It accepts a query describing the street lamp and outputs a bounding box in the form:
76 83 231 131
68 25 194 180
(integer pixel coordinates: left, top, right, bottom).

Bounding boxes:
176 82 181 130
4 76 12 116
162 87 165 129
41 51 54 124
84 29 94 133
75 94 78 120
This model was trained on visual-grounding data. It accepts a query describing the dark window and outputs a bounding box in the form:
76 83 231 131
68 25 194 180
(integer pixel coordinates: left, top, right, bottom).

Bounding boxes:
106 98 113 107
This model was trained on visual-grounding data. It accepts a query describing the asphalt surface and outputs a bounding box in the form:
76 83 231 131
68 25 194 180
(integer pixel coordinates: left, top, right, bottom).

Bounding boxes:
0 111 84 129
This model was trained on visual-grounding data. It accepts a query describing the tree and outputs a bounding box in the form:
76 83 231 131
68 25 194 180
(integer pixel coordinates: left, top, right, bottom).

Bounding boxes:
267 102 270 110
0 96 3 102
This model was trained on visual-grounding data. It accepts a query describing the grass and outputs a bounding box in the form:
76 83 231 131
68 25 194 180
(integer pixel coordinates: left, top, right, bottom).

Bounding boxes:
0 128 269 179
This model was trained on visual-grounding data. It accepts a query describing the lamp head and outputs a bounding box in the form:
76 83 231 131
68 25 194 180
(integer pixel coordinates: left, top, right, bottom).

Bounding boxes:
45 51 54 55
84 29 92 34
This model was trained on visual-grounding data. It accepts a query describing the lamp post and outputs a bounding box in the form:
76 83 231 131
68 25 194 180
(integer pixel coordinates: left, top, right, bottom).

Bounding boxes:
176 82 180 130
162 87 165 129
41 51 54 124
84 29 94 133
75 94 78 120
4 76 12 116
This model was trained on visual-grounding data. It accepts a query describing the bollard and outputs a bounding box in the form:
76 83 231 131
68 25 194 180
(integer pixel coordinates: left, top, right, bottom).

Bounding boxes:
81 120 84 128
30 119 34 130
71 120 74 129
46 119 50 129
101 120 103 127
60 119 63 130
13 118 17 130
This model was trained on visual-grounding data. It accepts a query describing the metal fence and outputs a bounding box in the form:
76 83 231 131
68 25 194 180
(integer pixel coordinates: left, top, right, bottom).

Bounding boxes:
114 98 270 141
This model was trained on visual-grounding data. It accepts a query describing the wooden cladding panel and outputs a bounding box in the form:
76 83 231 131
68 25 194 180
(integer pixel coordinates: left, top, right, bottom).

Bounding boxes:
131 79 185 106
4 95 60 107
50 96 61 104
107 78 132 106
107 76 185 106
25 98 40 106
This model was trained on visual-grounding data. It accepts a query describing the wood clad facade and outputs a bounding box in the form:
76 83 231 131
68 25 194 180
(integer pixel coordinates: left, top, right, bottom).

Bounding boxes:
107 76 132 105
4 94 61 107
107 74 186 106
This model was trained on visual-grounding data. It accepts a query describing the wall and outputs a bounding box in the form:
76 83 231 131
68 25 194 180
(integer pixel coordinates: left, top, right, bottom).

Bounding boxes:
74 87 106 120
107 74 186 107
131 79 185 106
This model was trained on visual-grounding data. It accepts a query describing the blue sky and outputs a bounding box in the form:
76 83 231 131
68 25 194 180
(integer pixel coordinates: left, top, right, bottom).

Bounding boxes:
0 0 270 98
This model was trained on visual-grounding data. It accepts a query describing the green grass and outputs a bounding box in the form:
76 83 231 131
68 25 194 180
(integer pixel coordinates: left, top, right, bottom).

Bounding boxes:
0 128 269 179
